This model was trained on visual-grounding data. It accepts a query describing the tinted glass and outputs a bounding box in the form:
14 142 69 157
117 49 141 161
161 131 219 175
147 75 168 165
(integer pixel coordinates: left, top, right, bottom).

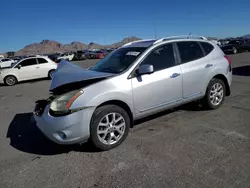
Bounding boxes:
246 40 250 44
228 40 240 45
141 44 175 71
200 42 214 55
37 58 48 64
91 47 146 74
177 42 204 63
19 58 37 67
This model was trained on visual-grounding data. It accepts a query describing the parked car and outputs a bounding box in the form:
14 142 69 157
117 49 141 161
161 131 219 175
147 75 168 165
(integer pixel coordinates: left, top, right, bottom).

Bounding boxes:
220 38 250 54
72 50 87 61
95 50 106 59
48 53 61 62
86 51 98 59
57 52 75 61
0 58 15 68
33 35 232 151
0 56 57 86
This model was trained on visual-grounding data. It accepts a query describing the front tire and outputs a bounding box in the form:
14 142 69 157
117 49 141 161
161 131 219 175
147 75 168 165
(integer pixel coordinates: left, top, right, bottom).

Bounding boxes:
202 78 226 110
90 105 130 151
4 75 17 86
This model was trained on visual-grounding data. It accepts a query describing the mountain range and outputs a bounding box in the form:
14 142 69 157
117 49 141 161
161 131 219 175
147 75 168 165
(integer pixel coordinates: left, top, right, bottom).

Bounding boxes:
5 34 250 56
14 37 141 56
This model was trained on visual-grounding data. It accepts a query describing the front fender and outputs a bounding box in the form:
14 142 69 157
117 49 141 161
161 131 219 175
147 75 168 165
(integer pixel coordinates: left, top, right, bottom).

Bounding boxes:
86 91 134 113
70 89 134 114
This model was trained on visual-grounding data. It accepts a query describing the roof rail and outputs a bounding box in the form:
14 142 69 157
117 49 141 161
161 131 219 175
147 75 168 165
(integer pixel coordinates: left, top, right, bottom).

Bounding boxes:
122 39 155 47
153 35 208 45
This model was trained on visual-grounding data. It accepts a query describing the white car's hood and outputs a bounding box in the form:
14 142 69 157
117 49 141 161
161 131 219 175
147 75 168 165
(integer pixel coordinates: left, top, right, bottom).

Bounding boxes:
50 60 115 91
0 67 13 73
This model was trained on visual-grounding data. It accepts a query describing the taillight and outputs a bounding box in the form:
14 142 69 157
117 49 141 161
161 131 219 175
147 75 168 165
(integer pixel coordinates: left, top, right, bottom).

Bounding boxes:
224 55 231 65
224 55 232 71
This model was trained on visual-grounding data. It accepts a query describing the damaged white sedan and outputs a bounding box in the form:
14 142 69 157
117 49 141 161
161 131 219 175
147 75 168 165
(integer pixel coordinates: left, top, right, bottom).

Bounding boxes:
33 37 232 150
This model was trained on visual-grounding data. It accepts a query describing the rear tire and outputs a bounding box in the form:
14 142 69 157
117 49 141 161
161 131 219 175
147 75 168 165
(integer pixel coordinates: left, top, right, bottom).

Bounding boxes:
4 75 17 86
202 78 226 110
90 105 130 151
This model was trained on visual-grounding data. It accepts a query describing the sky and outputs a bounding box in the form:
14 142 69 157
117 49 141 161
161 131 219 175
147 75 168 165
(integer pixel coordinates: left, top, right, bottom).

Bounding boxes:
1 0 250 52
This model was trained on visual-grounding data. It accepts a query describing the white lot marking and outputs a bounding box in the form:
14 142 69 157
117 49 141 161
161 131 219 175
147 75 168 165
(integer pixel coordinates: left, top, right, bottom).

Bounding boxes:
199 124 248 140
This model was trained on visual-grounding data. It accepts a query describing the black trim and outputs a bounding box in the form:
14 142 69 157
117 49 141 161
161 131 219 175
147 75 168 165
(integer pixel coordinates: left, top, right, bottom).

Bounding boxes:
173 43 182 65
197 42 206 56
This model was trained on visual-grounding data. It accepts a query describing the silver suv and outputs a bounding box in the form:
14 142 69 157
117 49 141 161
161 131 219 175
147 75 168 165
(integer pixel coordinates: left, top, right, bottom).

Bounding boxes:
34 35 232 150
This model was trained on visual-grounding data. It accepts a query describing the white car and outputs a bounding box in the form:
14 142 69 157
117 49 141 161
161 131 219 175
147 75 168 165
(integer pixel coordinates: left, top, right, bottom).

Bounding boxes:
57 53 75 61
0 58 15 68
0 56 58 86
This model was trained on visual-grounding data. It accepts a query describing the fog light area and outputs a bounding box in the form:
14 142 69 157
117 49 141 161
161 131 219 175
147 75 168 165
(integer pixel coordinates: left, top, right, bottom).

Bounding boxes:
57 131 67 139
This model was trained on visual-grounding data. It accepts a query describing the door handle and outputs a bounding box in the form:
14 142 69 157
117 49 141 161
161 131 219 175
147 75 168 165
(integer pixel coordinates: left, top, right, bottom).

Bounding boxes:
170 73 181 78
36 67 40 69
205 64 213 68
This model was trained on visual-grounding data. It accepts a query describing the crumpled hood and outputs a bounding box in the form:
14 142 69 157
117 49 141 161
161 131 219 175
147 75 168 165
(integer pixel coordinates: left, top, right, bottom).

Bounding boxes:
50 60 115 91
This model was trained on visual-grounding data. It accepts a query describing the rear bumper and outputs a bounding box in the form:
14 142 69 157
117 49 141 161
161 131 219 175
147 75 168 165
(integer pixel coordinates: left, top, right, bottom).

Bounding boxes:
0 76 4 84
226 69 233 96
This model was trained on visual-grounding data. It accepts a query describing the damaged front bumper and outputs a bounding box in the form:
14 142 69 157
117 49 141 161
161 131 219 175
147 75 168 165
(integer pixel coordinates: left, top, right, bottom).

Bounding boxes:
33 98 95 145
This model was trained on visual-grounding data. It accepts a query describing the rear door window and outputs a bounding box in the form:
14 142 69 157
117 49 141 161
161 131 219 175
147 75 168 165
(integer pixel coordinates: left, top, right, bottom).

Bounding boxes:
200 42 214 55
37 58 48 64
177 42 204 63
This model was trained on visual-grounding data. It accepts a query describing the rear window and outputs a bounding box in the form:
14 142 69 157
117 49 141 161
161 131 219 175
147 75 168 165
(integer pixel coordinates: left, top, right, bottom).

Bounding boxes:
200 42 214 55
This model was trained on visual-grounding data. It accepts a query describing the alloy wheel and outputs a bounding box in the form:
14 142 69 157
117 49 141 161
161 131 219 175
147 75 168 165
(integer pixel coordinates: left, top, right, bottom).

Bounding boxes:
6 76 16 86
97 113 126 145
209 83 224 106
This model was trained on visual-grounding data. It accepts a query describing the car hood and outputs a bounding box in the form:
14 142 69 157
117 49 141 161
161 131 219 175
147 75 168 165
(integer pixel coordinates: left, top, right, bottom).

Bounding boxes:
0 67 13 72
50 60 115 92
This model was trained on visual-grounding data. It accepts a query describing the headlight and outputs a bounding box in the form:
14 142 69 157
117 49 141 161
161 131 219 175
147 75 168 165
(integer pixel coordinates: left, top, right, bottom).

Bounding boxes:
50 90 83 112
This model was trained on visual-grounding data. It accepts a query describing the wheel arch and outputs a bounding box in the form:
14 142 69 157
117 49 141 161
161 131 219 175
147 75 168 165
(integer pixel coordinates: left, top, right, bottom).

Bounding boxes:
96 100 134 128
212 74 231 96
4 74 18 82
48 69 56 77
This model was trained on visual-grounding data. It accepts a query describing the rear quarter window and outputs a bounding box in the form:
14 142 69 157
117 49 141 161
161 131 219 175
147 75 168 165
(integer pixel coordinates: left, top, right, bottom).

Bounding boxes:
200 42 214 55
177 41 204 63
37 58 48 64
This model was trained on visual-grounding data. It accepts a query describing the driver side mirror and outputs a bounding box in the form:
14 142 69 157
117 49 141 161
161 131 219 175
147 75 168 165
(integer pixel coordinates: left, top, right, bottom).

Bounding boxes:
17 64 21 69
136 64 154 76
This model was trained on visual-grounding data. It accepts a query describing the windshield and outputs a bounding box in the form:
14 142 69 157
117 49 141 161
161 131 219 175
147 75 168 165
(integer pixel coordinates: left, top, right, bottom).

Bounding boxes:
90 47 146 74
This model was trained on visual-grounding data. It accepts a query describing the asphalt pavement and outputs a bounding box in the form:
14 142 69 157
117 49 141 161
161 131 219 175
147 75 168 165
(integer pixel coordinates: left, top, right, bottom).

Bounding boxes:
0 54 250 188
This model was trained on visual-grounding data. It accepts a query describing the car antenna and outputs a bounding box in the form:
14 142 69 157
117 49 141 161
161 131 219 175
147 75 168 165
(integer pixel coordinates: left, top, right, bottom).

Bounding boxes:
187 32 191 39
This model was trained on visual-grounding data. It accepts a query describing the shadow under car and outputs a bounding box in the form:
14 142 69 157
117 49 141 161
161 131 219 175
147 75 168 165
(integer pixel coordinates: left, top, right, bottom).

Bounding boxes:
233 65 250 76
6 113 96 155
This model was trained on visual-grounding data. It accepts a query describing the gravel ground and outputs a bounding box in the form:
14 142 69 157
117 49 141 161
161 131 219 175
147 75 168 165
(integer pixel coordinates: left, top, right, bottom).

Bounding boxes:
0 53 250 188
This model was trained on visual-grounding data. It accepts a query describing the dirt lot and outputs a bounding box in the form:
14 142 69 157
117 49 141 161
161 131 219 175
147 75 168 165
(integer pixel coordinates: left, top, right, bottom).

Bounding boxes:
0 53 250 188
